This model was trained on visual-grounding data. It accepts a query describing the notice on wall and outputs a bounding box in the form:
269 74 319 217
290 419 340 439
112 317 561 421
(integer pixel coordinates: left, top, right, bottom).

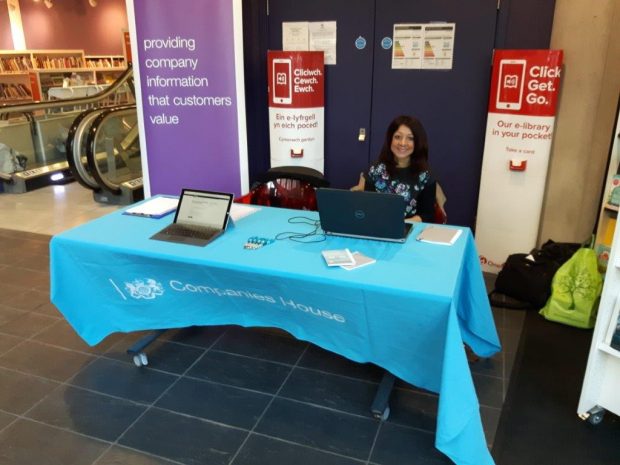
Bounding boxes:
282 21 336 65
392 23 455 70
127 0 248 197
475 50 563 272
283 22 309 51
309 22 337 65
268 51 324 173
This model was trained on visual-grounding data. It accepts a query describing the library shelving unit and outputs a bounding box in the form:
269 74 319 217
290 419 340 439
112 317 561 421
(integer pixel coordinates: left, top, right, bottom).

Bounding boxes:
578 99 620 425
0 50 127 103
592 99 620 272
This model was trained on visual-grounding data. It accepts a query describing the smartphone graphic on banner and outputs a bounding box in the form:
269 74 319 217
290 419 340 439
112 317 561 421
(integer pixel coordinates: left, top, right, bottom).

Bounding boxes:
496 59 526 110
273 58 292 105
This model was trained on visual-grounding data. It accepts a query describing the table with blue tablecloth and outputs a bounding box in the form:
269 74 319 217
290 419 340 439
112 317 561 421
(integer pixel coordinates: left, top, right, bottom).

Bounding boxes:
50 202 500 465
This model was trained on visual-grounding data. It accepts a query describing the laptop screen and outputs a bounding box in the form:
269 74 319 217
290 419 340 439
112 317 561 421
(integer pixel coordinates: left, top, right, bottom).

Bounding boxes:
175 190 232 229
316 188 410 242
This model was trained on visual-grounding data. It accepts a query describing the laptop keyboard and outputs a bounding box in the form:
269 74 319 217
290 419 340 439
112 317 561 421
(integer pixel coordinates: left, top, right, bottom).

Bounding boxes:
165 223 220 238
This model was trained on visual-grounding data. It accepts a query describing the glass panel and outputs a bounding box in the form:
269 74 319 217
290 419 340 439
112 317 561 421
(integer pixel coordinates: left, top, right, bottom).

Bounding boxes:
92 110 141 186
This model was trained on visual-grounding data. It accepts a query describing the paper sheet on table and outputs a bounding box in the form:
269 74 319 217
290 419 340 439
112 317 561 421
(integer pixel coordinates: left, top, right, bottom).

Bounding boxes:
230 203 260 222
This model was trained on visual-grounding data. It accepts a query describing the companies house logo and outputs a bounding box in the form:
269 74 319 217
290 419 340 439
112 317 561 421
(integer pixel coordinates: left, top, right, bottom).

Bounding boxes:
124 279 164 300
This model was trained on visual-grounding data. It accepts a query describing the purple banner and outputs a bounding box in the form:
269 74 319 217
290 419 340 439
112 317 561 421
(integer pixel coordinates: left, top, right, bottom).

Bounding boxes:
129 0 246 196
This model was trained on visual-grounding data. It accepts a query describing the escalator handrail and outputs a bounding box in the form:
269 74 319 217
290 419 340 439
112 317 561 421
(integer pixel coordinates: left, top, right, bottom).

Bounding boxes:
66 104 136 191
85 105 139 195
0 66 134 116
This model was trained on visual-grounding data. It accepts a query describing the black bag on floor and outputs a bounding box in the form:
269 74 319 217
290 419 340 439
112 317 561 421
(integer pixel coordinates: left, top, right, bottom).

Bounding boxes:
493 253 561 309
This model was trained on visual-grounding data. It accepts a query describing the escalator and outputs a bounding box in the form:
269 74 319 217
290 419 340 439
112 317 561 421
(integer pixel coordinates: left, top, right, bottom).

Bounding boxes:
0 67 135 193
66 104 142 204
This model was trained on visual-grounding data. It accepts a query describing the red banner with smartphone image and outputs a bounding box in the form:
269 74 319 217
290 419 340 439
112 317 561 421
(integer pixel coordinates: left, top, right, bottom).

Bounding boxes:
268 51 325 172
488 50 562 117
476 49 564 273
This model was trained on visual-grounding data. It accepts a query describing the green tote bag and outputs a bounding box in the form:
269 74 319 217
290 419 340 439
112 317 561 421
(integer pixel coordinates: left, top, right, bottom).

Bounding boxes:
539 248 603 329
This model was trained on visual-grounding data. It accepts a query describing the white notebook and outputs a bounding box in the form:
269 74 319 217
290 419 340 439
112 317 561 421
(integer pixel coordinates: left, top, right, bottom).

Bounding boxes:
416 226 462 245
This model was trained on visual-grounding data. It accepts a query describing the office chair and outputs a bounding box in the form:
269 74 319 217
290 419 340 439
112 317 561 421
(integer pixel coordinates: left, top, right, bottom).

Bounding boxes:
236 166 329 210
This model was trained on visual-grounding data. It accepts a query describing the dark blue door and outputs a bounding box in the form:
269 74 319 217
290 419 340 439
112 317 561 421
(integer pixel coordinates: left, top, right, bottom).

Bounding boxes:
266 0 375 189
369 0 497 226
267 0 497 226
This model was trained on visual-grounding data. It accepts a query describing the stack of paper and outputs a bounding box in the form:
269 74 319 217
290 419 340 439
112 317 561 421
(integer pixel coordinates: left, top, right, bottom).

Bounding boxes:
124 197 179 219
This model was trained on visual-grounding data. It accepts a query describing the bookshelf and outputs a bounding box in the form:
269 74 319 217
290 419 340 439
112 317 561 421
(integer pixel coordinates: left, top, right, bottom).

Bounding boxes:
0 50 127 103
593 100 620 272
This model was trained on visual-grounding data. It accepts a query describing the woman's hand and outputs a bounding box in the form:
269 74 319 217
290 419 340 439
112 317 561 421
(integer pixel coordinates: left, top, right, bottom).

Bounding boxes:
350 172 366 191
405 215 423 224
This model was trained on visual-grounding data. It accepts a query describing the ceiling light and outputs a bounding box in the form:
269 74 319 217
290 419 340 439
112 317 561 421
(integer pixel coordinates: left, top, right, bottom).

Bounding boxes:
88 0 97 6
43 0 53 8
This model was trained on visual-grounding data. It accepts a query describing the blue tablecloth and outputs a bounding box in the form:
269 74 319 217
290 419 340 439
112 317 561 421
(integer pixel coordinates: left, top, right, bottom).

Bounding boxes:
50 202 500 465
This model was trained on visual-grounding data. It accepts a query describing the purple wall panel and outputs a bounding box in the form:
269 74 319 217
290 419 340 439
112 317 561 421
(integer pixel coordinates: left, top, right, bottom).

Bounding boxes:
20 0 128 54
132 0 243 196
0 3 13 49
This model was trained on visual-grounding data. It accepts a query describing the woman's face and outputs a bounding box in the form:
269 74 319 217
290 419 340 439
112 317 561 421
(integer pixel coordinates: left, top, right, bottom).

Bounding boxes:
390 124 414 166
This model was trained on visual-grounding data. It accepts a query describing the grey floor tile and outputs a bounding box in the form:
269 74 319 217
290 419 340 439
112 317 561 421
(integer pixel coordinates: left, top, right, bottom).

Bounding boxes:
34 320 122 354
0 418 109 465
70 358 178 404
481 405 501 447
504 309 526 330
256 398 378 460
233 434 363 465
0 340 94 382
188 350 292 394
370 422 451 465
472 373 504 409
386 388 439 433
26 385 146 442
97 445 180 465
213 326 308 364
298 344 384 382
105 337 205 374
470 352 504 378
0 367 59 414
160 325 230 348
499 327 524 353
156 377 271 429
279 367 377 416
119 408 247 465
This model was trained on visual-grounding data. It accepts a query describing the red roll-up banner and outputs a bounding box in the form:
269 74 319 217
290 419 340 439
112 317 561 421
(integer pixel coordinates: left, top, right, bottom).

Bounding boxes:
476 50 563 272
268 51 325 173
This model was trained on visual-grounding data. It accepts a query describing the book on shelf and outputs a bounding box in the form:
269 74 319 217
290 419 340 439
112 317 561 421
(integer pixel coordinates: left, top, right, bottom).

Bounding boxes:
0 83 32 100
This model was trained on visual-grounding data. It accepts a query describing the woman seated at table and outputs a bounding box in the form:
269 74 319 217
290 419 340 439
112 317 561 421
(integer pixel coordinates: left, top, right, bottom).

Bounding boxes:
351 115 436 222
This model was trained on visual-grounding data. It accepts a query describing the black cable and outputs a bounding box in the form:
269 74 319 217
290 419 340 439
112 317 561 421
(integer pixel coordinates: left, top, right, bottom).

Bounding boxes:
274 215 326 243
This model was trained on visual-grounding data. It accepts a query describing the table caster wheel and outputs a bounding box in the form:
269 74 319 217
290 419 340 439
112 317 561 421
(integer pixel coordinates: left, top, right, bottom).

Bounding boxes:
373 406 390 421
132 352 148 367
588 410 605 425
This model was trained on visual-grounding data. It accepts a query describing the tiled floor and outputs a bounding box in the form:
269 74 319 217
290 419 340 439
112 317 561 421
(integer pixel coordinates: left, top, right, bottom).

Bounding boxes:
0 184 525 465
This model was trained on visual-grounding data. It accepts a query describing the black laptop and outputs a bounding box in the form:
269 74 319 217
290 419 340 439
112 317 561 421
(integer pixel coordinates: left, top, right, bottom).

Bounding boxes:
151 189 234 247
316 188 412 243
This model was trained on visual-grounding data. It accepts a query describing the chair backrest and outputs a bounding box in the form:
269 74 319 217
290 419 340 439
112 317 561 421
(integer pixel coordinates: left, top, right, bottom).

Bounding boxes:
236 166 329 211
433 182 448 224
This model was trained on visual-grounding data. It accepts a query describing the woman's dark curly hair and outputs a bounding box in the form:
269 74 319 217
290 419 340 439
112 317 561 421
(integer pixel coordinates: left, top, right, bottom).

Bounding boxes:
376 115 429 177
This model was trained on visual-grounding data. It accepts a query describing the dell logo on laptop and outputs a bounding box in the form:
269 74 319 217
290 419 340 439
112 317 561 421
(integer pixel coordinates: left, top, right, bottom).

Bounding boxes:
354 210 366 220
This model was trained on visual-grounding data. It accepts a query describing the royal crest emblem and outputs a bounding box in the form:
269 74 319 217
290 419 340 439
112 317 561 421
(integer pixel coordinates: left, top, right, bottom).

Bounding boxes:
124 279 164 300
